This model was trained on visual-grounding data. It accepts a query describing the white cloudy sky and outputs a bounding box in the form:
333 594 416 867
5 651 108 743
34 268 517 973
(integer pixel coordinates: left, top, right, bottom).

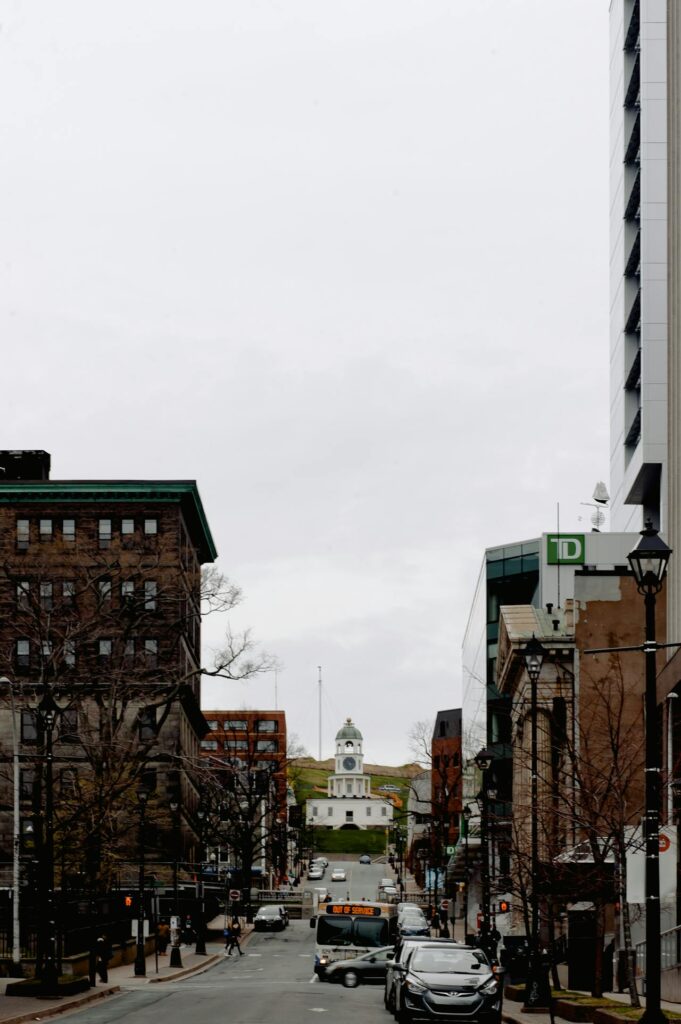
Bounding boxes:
0 1 610 764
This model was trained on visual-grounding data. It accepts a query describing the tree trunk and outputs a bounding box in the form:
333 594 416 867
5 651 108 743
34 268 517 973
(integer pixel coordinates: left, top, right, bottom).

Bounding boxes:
618 843 641 1007
592 900 605 998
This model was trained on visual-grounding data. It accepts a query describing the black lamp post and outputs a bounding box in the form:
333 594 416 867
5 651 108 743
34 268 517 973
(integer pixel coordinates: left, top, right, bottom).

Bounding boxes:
628 521 672 1024
169 797 182 969
462 804 472 943
35 689 62 998
194 807 207 955
474 749 494 958
134 784 149 977
521 635 549 1011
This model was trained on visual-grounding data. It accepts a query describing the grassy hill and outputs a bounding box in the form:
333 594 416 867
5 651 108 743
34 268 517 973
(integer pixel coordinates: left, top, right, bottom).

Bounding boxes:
290 758 421 822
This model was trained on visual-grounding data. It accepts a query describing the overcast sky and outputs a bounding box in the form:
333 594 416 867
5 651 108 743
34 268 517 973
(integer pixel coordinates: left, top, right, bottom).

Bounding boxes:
0 1 610 765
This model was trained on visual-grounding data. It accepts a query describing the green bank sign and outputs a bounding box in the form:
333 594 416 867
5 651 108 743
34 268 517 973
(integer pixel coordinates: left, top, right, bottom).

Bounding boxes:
546 534 585 565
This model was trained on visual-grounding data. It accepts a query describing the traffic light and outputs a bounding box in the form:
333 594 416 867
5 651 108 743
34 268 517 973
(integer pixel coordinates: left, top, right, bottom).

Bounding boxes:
498 900 510 913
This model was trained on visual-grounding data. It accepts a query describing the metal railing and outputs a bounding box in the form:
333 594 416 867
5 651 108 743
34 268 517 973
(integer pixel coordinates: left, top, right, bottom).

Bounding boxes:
636 923 681 980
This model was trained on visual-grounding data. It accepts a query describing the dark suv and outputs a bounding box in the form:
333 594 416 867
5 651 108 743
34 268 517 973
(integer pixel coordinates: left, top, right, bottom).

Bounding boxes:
393 943 501 1024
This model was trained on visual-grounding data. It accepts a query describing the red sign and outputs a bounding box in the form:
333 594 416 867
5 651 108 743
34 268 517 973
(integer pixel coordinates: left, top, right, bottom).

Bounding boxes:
659 835 671 853
229 889 241 901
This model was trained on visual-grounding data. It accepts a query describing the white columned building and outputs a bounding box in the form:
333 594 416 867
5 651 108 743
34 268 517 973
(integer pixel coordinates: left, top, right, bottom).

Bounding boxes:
306 718 394 830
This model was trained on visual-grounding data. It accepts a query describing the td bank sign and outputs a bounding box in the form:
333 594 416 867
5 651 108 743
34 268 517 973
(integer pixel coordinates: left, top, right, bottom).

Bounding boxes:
546 534 585 565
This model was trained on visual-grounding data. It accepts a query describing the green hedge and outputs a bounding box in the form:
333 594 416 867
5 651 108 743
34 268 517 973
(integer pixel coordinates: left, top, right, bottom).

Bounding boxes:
311 830 388 854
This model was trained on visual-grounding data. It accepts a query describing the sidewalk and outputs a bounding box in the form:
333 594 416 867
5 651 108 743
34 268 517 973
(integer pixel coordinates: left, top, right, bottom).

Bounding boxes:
0 925 246 1024
503 988 681 1024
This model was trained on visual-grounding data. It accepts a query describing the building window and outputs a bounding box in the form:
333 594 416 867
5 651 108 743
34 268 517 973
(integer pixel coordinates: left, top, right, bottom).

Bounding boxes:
201 739 218 751
346 782 352 794
39 519 52 541
328 807 333 816
138 707 156 742
381 806 387 817
144 518 158 536
98 639 112 662
121 518 135 536
98 519 112 549
366 806 372 817
144 581 157 611
225 739 247 750
225 720 247 731
20 768 36 801
256 739 278 752
345 811 354 822
58 709 79 743
39 582 53 611
62 581 75 608
64 641 76 668
99 580 112 604
124 639 135 661
41 640 52 661
60 768 77 795
312 806 318 816
16 581 30 610
21 710 37 743
256 719 277 733
206 720 219 731
16 520 29 551
144 639 158 669
16 640 30 670
62 519 75 544
121 581 134 603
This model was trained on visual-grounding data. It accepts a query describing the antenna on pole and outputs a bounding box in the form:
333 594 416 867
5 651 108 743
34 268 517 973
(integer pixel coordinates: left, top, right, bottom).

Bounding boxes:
318 666 322 762
274 667 278 710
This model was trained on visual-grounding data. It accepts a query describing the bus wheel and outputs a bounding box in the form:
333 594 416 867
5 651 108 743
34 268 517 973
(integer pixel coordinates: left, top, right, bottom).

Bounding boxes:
342 970 360 988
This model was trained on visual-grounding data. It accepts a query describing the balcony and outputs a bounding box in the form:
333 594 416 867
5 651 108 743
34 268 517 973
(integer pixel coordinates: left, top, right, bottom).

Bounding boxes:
624 0 640 53
624 110 640 165
624 167 641 222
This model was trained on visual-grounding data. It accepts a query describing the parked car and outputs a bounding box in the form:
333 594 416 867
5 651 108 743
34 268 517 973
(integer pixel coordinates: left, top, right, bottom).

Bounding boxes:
359 854 371 864
378 784 401 792
379 885 399 899
380 878 393 887
397 912 430 938
313 857 329 867
322 946 395 987
393 943 499 1024
331 868 347 882
308 866 324 880
254 906 286 931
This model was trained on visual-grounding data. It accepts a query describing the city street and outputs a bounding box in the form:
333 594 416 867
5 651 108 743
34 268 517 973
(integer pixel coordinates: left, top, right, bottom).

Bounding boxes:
56 926 383 1024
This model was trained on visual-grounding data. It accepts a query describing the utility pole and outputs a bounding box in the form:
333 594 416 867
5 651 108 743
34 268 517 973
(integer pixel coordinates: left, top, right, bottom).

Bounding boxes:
318 666 322 761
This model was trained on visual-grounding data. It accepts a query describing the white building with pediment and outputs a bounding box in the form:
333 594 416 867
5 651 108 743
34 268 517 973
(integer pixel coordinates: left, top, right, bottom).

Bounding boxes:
305 718 394 830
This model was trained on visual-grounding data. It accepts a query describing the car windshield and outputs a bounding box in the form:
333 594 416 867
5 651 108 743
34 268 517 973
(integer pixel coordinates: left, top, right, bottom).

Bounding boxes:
317 916 390 948
411 949 488 974
258 908 279 917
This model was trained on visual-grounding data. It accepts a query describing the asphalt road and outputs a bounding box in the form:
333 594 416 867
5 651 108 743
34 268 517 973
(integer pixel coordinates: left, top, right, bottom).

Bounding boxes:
59 859 395 1024
316 857 394 902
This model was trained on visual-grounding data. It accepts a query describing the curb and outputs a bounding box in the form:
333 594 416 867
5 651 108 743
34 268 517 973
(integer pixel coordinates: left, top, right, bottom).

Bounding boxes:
149 954 222 983
0 984 121 1024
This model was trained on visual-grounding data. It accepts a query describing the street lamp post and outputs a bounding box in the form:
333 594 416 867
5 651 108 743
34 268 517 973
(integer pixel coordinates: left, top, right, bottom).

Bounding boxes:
522 635 550 1011
195 807 207 955
474 749 494 959
462 804 472 943
627 522 673 1024
169 797 182 969
35 689 62 999
134 785 149 977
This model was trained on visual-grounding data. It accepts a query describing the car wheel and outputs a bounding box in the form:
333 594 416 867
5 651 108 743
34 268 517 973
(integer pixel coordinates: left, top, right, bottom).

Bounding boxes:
342 970 360 988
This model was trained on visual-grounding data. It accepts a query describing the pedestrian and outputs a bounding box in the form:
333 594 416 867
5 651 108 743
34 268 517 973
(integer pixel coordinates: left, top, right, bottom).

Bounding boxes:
227 916 243 956
223 921 232 954
157 920 170 954
96 934 113 983
430 909 440 936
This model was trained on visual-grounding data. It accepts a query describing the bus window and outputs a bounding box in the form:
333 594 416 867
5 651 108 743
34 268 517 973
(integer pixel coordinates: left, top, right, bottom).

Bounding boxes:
317 915 353 946
354 917 390 947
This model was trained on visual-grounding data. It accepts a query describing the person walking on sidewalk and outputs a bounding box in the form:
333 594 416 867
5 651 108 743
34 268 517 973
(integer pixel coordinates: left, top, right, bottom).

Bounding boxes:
96 934 113 983
226 916 243 956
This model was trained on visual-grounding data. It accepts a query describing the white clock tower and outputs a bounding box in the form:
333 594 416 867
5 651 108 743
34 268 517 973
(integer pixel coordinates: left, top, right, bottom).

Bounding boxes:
328 718 370 798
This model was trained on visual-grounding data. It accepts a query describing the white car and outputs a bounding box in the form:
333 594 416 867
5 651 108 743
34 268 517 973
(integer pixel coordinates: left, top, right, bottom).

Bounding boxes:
331 868 347 882
308 866 324 880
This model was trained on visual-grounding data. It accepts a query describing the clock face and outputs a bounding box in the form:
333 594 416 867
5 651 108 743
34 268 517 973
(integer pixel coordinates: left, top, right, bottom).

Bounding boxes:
343 756 357 771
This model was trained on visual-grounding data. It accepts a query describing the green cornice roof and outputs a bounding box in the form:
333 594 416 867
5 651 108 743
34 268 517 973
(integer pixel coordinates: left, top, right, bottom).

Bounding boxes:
0 480 218 563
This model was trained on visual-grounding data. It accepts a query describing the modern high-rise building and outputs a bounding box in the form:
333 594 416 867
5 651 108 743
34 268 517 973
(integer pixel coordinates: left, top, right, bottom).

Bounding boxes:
609 0 668 532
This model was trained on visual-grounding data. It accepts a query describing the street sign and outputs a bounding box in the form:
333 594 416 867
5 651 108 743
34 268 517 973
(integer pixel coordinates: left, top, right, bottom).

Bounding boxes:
229 889 241 901
660 834 671 853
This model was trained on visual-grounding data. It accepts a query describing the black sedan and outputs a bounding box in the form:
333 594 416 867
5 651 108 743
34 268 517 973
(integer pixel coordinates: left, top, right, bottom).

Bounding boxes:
322 946 394 987
395 944 501 1024
253 906 285 931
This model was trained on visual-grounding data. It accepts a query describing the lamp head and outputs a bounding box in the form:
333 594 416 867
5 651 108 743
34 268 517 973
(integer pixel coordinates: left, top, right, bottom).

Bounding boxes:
628 520 673 594
523 635 546 683
474 748 493 772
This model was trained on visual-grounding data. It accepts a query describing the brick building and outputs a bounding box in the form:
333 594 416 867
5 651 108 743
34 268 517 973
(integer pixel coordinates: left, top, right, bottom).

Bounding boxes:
0 450 217 886
199 711 288 884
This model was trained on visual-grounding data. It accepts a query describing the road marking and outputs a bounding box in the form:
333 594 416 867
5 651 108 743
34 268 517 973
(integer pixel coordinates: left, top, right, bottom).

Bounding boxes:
309 1009 327 1013
309 975 318 983
247 953 262 957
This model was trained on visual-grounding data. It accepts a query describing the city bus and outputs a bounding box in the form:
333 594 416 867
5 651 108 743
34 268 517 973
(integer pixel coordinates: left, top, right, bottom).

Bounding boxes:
313 900 398 979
